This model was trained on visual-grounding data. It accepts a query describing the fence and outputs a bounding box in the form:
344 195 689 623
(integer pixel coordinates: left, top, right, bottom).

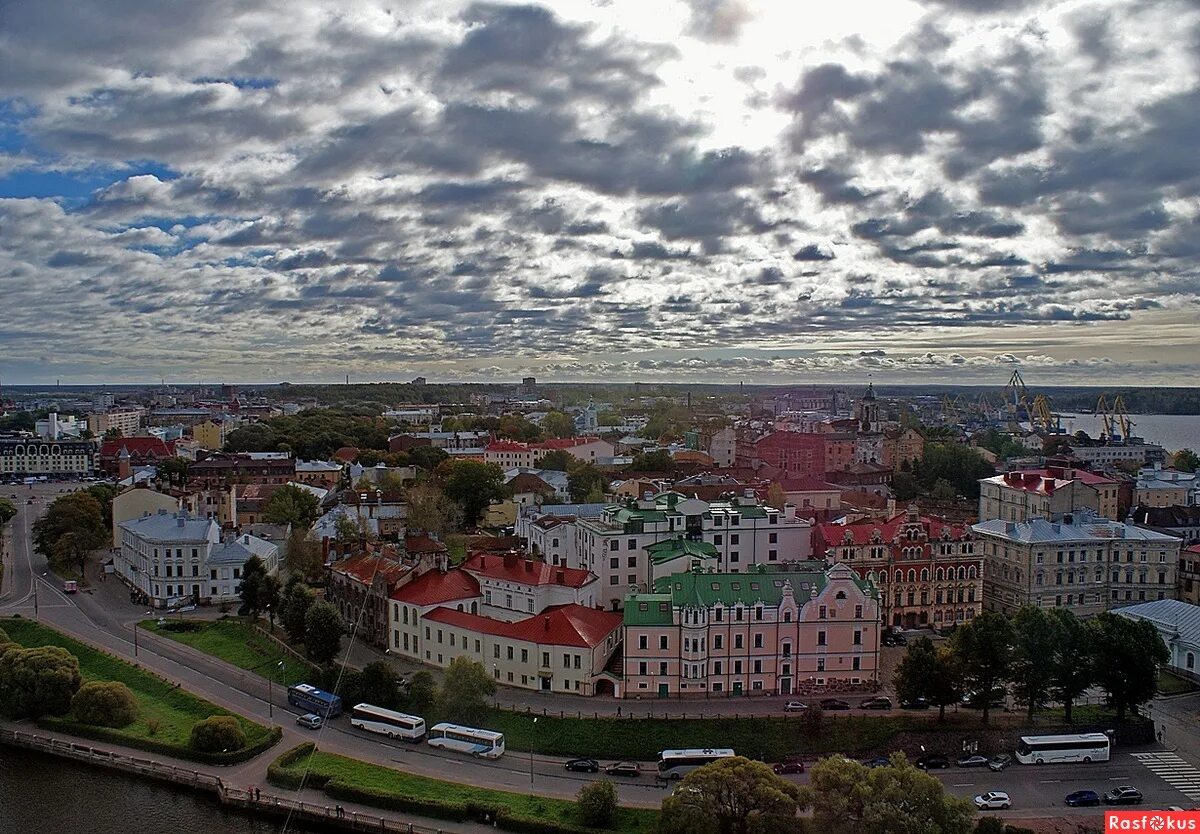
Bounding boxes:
0 728 457 834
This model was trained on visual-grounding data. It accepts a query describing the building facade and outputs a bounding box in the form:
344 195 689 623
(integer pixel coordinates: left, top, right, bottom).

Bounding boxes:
622 563 881 698
974 514 1183 617
87 407 144 437
0 438 94 477
816 508 983 630
979 463 1120 522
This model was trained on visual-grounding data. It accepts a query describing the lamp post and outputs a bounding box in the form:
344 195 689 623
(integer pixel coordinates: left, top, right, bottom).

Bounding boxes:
269 660 284 720
530 717 538 789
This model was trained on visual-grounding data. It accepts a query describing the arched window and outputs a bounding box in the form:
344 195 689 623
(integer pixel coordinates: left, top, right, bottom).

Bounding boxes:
907 569 916 583
935 567 944 581
1189 653 1195 671
894 569 902 582
957 566 967 581
967 565 977 579
920 568 929 582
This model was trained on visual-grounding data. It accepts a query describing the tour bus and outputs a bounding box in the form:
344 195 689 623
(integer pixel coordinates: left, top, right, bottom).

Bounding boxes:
657 748 737 779
1015 733 1110 765
287 683 344 718
426 722 505 759
350 703 426 741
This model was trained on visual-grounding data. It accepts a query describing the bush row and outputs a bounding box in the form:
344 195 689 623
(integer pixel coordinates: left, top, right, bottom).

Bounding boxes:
38 717 282 765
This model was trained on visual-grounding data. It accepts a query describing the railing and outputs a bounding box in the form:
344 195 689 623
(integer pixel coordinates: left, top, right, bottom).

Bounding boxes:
0 728 455 834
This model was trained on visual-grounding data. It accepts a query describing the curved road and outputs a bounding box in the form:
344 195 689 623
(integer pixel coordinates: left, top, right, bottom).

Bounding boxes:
1 482 1195 821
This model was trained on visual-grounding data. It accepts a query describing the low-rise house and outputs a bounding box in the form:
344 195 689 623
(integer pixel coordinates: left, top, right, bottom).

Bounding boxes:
295 459 343 490
328 545 421 649
1180 544 1200 607
1135 465 1198 508
339 489 408 539
461 551 596 621
189 452 295 488
526 514 579 567
98 437 174 475
622 563 881 698
979 461 1121 522
1116 598 1200 681
1128 505 1200 546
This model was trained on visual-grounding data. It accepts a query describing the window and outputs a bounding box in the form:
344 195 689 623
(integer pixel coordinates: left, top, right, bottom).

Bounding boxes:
769 532 778 544
853 629 861 645
852 656 860 671
660 635 668 650
734 661 742 674
734 634 743 649
494 644 500 658
659 662 668 676
819 605 827 619
639 662 647 675
627 539 637 550
854 604 863 618
730 534 740 545
817 630 826 646
755 606 763 621
627 556 637 568
714 661 723 674
753 659 762 673
610 557 619 569
521 649 528 663
753 633 763 648
817 658 825 672
714 635 723 649
639 635 648 650
714 534 723 545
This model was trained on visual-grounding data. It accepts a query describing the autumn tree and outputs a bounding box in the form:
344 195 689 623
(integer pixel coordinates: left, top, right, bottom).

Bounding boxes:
404 483 463 537
659 756 805 834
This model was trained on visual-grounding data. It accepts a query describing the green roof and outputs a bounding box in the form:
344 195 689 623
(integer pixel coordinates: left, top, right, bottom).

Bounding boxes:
623 594 674 626
705 503 769 519
609 506 668 524
645 538 719 564
655 570 827 608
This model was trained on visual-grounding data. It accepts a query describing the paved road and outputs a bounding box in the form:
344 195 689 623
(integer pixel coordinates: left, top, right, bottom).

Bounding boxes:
3 480 1199 820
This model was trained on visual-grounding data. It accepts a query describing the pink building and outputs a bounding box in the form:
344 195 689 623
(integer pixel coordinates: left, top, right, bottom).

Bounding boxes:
622 563 881 698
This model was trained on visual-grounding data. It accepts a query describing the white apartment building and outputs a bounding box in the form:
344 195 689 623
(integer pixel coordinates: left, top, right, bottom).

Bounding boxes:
0 438 94 477
525 515 579 567
87 408 144 437
462 552 596 621
1069 443 1165 468
115 509 276 608
575 492 814 610
35 413 83 439
973 512 1182 617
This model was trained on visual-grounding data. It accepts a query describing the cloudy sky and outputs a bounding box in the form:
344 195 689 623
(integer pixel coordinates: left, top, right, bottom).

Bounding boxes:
2 0 1198 385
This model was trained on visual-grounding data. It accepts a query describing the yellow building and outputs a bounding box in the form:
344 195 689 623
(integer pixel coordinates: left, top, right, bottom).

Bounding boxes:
191 419 232 450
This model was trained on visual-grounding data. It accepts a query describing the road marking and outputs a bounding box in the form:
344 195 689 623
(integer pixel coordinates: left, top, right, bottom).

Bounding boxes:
1131 752 1200 801
1039 779 1061 784
953 783 974 787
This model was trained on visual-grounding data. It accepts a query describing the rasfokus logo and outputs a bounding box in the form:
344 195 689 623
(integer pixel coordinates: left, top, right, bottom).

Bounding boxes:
1106 811 1200 831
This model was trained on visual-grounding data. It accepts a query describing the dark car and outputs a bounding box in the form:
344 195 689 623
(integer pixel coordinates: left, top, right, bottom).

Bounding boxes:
820 698 851 711
1065 790 1101 807
988 754 1013 772
862 756 891 769
772 761 805 775
916 755 950 770
881 632 908 647
961 689 1006 709
899 697 930 710
1104 787 1143 805
565 758 599 773
859 696 892 710
605 762 641 778
956 755 989 768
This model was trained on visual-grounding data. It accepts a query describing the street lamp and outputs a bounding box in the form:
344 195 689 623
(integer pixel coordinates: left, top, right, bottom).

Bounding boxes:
530 716 538 789
269 660 284 721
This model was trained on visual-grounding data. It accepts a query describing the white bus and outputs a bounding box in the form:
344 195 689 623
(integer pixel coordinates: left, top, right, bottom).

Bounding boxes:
350 703 426 741
426 722 505 759
1015 733 1110 765
657 748 736 779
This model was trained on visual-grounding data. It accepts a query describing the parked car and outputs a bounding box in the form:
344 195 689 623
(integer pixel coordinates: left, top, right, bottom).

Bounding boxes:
565 758 599 773
956 754 989 768
899 697 929 710
859 696 892 710
974 791 1011 811
916 754 950 770
987 754 1013 772
605 762 641 778
772 761 805 775
881 632 908 647
820 698 851 711
1065 790 1101 807
961 688 1006 709
296 713 324 730
1104 787 1144 805
862 756 891 769
783 700 808 713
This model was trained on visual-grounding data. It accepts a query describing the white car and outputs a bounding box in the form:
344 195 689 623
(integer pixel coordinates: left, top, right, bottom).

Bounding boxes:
783 701 808 712
974 791 1011 810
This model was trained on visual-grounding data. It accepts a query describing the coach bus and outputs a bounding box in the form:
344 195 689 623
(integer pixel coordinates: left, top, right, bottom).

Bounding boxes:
1015 733 1110 765
350 703 426 741
657 748 736 779
426 723 505 759
287 683 343 718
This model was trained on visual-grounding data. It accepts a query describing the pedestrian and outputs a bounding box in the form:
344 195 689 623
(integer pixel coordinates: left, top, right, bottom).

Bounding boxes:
616 706 621 717
255 787 260 802
1158 729 1164 743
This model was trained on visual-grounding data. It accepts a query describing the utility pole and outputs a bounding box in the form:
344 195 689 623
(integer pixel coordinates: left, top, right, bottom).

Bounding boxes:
530 716 538 789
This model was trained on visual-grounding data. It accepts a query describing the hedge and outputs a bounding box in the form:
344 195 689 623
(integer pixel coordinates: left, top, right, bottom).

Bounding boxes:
38 717 283 765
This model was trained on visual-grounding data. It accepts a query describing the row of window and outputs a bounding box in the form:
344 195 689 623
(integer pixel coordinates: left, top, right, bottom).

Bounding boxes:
422 626 585 669
636 655 863 677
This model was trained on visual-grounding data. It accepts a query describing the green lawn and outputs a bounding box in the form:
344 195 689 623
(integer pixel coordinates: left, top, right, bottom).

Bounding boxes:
2 616 272 752
1158 670 1199 696
271 746 659 834
141 617 317 687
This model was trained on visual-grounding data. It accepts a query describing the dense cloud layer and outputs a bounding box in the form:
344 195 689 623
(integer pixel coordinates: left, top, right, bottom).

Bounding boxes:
0 0 1197 384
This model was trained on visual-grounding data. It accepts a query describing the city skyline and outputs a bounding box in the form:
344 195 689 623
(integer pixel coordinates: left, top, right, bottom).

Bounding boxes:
3 0 1199 385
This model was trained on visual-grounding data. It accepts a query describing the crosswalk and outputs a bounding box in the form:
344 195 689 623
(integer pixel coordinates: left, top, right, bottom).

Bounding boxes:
1131 752 1200 801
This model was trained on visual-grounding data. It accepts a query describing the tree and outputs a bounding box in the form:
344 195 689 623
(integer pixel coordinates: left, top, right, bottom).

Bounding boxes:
765 483 787 512
918 444 995 500
261 574 282 630
156 457 190 487
1174 448 1200 473
190 715 246 752
236 555 272 618
85 483 118 531
32 492 108 576
223 423 278 453
1091 611 1169 721
285 529 324 581
539 450 573 472
950 611 1014 725
631 449 675 472
103 427 123 440
0 645 82 718
280 578 316 643
407 670 436 714
543 411 576 439
892 472 919 502
1010 605 1058 721
263 484 321 530
437 657 496 726
1047 608 1095 724
72 681 138 728
893 637 963 723
404 483 463 537
334 513 364 544
443 461 507 527
577 780 618 828
659 756 805 834
930 478 957 501
408 445 449 472
801 702 824 739
0 498 15 527
567 462 606 503
359 661 402 709
304 601 344 665
807 753 975 834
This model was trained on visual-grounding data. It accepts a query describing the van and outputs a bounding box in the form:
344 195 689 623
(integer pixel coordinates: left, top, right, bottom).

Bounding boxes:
62 580 78 594
296 713 324 730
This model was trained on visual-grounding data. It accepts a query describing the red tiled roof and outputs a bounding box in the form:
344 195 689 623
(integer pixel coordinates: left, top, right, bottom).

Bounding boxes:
422 604 622 648
816 512 968 548
538 437 605 449
332 446 360 462
236 483 284 501
1187 544 1200 555
775 476 842 492
507 472 554 493
486 440 532 452
100 437 175 457
330 553 411 586
391 568 480 606
462 552 592 588
404 533 448 554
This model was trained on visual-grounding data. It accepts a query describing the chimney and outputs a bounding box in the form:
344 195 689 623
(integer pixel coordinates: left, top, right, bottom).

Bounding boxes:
525 559 533 573
479 554 486 569
543 615 551 631
784 502 797 521
556 569 565 583
1045 479 1056 495
503 552 518 570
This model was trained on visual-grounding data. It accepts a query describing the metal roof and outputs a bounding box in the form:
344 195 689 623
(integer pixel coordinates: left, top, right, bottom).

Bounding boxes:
1116 599 1200 646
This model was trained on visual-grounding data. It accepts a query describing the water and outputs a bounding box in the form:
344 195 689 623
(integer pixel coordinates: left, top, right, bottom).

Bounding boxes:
0 747 289 834
1055 414 1200 454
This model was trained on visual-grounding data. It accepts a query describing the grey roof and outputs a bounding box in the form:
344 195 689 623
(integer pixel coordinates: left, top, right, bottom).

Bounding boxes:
119 511 219 542
1117 599 1200 644
537 503 607 519
972 516 1182 545
210 534 278 566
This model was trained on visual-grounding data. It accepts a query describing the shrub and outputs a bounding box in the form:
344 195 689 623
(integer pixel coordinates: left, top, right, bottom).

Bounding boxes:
576 780 618 828
72 680 138 728
158 621 204 633
0 644 81 718
146 718 161 736
975 819 1005 834
190 715 247 752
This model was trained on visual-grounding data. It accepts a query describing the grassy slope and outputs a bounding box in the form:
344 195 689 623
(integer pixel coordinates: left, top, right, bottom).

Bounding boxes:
141 618 315 687
274 747 659 833
3 617 269 749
